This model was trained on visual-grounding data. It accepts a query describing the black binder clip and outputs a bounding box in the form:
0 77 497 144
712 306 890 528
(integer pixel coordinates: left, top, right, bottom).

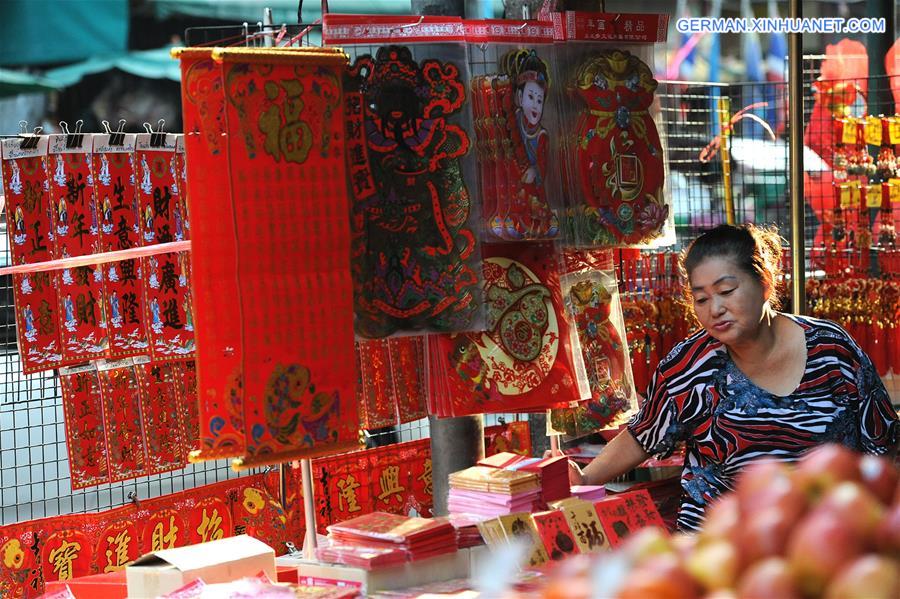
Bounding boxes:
18 121 42 151
61 120 85 149
144 119 168 148
103 119 127 146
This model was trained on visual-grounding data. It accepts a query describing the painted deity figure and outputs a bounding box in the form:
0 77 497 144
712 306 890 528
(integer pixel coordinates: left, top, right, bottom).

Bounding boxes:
23 304 35 341
9 161 23 195
140 154 152 195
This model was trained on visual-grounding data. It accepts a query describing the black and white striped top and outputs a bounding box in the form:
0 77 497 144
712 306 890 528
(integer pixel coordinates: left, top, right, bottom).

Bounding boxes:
627 314 899 532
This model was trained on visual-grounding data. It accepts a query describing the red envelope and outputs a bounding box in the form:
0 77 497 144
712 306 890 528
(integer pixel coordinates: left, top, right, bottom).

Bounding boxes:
532 510 580 561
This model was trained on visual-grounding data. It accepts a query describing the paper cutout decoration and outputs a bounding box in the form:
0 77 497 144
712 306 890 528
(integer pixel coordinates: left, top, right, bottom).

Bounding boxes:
177 47 243 460
346 45 482 339
135 360 185 476
59 366 110 490
179 46 359 468
2 138 65 374
428 241 582 416
474 50 559 241
572 50 667 246
550 249 637 437
98 362 148 483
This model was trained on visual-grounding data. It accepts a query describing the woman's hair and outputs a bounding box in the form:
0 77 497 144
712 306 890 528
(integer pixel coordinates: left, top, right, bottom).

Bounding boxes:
681 223 785 309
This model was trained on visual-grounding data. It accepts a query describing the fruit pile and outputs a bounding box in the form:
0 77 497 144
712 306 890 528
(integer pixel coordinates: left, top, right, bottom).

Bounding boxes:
541 444 900 599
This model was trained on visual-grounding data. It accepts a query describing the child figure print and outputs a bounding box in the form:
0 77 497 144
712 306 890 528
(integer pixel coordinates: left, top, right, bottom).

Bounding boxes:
346 45 482 338
499 49 558 240
572 50 667 246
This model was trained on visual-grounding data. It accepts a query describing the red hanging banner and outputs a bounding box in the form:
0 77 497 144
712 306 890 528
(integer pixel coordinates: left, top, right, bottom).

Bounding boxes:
93 133 150 359
135 358 186 475
142 251 195 361
176 48 244 461
180 47 359 469
174 360 200 458
59 365 110 490
2 138 64 373
97 361 148 482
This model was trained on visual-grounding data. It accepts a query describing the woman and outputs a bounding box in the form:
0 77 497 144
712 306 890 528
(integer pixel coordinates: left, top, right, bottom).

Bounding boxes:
568 224 898 531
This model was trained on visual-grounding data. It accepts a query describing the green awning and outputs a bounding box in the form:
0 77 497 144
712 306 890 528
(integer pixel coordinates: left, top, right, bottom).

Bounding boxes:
43 47 181 88
0 0 128 67
0 68 63 97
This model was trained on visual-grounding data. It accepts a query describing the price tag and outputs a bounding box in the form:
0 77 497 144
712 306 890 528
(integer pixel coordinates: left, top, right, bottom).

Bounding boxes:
864 116 882 146
866 185 883 208
841 118 858 145
840 185 852 208
889 118 900 144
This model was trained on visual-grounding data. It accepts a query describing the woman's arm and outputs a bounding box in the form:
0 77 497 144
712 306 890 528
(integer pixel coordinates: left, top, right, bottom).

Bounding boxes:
569 430 651 486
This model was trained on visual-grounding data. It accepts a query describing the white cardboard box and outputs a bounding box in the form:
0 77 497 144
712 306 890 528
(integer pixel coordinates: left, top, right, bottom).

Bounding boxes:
126 535 276 598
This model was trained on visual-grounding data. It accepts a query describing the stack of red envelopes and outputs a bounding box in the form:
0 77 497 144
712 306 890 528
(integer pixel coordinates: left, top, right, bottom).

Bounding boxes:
447 465 543 518
478 452 571 504
315 542 408 570
570 485 607 501
326 512 457 562
446 513 487 548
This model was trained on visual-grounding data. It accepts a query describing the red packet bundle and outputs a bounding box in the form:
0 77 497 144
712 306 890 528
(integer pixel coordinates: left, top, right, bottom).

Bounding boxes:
97 359 148 482
182 47 359 468
59 365 110 490
142 250 195 361
135 358 185 475
93 132 150 359
175 48 243 460
1 136 64 373
427 241 583 416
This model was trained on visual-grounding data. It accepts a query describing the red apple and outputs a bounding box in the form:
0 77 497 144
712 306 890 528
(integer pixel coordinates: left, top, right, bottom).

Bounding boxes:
735 459 792 511
620 526 674 566
792 444 861 500
874 503 900 557
737 557 802 599
824 554 900 599
737 506 795 565
685 539 740 591
698 495 740 545
814 481 884 539
858 453 899 506
616 554 700 599
787 510 866 596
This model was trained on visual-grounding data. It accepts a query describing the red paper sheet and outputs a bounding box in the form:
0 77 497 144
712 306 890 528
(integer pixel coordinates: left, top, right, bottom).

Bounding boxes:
174 360 200 458
59 366 110 490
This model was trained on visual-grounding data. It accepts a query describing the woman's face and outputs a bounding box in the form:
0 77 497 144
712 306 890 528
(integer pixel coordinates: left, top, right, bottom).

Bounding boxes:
689 256 770 346
518 81 545 127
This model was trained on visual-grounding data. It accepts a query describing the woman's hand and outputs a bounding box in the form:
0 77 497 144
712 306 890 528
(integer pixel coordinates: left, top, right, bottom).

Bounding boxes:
568 459 586 486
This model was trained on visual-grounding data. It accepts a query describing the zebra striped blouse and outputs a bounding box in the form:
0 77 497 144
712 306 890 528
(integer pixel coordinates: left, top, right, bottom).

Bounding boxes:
627 314 898 532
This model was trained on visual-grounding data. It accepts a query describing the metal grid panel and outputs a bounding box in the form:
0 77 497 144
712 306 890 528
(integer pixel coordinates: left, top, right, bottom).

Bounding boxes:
0 220 256 527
